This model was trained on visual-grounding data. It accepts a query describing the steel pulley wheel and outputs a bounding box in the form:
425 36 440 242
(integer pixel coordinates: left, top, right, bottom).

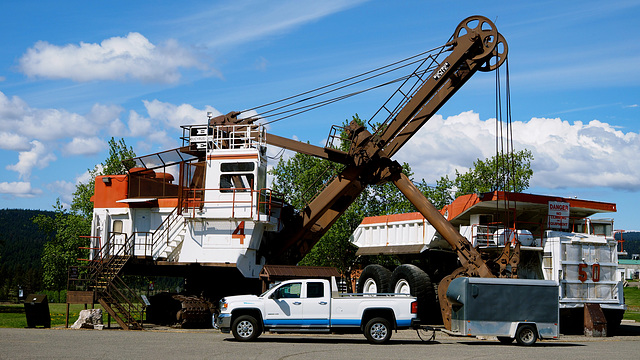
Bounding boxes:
453 15 499 61
478 33 508 72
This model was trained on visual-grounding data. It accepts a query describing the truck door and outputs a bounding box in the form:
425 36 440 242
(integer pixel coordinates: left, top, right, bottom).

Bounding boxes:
264 282 304 327
301 281 330 328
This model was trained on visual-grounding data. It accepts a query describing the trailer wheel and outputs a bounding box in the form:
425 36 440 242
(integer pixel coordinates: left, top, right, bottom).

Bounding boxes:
497 336 514 344
390 264 436 323
357 265 392 294
364 317 392 344
515 324 537 346
231 315 261 341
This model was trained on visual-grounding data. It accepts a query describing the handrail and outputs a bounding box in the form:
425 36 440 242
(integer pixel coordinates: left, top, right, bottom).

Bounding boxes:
151 206 179 249
181 186 284 220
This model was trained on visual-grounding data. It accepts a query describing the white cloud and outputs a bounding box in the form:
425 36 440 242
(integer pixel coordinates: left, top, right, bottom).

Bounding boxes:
0 91 98 141
6 140 57 180
395 111 640 191
19 32 206 83
47 180 76 204
0 181 43 198
127 110 153 137
63 137 106 156
143 99 221 128
0 132 31 151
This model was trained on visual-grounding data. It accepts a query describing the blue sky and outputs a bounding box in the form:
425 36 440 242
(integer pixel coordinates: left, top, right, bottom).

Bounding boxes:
1 0 639 230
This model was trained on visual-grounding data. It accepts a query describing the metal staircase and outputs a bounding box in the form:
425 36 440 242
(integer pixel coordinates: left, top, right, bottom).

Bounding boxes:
151 207 186 261
73 206 187 330
88 234 145 330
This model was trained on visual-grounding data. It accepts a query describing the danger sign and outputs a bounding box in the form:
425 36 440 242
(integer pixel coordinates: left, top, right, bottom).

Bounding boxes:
548 201 570 229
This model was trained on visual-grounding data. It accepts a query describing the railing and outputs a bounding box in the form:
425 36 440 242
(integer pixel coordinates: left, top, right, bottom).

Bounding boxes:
150 206 183 258
471 215 614 248
100 275 145 329
181 186 284 221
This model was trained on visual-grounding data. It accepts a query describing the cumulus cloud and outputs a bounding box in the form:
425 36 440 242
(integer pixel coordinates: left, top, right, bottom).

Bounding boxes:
0 91 98 141
47 180 76 204
0 181 43 198
19 32 206 83
63 137 107 156
0 132 31 151
143 99 221 128
6 140 57 180
395 111 640 191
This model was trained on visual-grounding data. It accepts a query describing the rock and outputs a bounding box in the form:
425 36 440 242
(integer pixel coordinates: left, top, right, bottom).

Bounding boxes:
71 309 103 329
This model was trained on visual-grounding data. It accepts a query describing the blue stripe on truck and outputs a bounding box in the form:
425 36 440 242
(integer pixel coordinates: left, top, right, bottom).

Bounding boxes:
330 319 361 326
263 319 330 326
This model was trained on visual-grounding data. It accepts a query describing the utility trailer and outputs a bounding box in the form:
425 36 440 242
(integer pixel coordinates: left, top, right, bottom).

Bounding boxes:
444 277 558 346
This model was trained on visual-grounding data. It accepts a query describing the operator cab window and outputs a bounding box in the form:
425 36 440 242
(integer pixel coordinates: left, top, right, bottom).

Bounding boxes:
220 162 255 192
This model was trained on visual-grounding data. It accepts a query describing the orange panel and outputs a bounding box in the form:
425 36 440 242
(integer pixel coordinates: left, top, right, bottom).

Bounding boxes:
91 175 129 208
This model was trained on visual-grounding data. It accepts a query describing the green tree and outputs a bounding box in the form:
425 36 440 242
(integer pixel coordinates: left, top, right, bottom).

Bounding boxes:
270 115 425 285
33 199 90 301
450 149 534 197
71 137 136 219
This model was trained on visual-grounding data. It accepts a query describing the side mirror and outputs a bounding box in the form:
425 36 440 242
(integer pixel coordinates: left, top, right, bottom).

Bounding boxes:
270 290 281 299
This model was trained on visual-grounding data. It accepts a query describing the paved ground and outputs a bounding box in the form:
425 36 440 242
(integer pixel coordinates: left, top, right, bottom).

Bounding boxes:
2 322 640 359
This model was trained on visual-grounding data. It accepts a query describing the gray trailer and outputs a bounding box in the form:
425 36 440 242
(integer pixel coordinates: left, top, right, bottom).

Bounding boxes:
445 277 559 346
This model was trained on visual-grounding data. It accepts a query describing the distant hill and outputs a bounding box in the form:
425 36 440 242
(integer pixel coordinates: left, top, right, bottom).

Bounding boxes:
0 209 54 300
615 231 640 259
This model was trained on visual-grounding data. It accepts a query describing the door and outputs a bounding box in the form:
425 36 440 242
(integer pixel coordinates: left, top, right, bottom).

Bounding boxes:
301 281 330 328
134 209 151 256
264 282 304 327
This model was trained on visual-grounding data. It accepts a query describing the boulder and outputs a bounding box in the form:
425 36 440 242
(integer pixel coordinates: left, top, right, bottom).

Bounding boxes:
71 309 103 329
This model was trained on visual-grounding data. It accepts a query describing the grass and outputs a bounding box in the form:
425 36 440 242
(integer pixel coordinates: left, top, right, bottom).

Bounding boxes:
0 303 107 328
623 285 640 322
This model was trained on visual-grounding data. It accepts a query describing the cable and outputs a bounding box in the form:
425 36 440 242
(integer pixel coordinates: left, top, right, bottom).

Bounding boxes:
237 45 450 126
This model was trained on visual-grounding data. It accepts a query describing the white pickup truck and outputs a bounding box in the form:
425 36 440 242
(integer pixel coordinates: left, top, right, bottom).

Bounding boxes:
215 277 418 344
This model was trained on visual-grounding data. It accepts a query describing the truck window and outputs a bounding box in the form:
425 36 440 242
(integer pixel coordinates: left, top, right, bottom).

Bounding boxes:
276 283 301 298
307 282 324 298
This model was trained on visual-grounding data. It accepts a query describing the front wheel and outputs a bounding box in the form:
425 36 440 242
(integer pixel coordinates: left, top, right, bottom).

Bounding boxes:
515 324 537 346
231 315 261 341
364 317 392 344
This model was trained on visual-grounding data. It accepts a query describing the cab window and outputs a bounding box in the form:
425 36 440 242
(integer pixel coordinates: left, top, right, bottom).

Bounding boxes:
275 283 301 299
307 282 324 298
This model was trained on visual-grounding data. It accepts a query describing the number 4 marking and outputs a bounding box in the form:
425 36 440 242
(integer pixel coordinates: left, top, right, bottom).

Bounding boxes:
232 221 246 244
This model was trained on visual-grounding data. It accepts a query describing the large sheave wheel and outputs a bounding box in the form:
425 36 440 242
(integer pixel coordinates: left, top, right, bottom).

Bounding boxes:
357 264 392 294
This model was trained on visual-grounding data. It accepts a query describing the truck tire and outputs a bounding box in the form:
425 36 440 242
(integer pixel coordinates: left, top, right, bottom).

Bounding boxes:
364 317 392 344
390 264 436 323
357 265 392 294
515 324 537 346
231 315 261 341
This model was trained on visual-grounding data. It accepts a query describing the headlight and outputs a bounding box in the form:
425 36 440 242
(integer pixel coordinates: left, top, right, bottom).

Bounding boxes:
219 298 228 311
